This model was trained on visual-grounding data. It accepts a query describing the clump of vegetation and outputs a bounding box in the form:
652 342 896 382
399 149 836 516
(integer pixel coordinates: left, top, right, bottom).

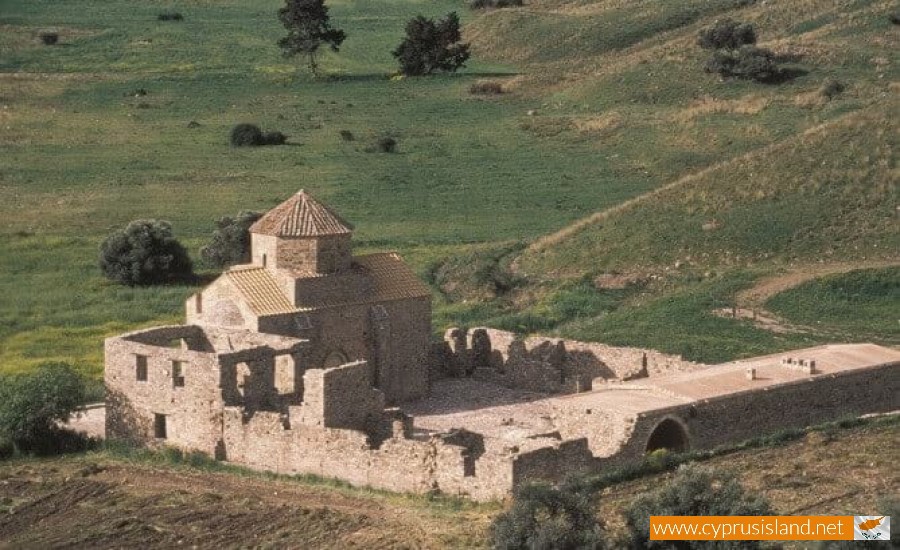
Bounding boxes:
373 136 397 153
470 0 522 9
392 12 470 76
38 31 59 45
0 362 89 455
339 129 354 141
820 78 845 100
706 45 779 82
230 123 287 147
157 11 184 21
698 19 756 50
278 0 346 76
490 483 604 550
469 80 505 95
200 210 263 268
624 464 773 549
889 12 900 25
99 219 193 286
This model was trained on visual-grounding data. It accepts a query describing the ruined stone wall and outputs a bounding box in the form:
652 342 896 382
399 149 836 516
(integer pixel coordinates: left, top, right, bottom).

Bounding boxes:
590 362 900 469
105 329 224 454
220 407 516 501
296 361 385 432
440 327 702 394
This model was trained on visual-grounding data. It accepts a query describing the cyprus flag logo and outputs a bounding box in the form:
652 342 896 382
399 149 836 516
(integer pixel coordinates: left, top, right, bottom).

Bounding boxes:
854 516 890 541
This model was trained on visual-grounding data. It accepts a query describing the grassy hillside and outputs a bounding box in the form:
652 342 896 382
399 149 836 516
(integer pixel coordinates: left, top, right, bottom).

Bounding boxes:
1 0 897 378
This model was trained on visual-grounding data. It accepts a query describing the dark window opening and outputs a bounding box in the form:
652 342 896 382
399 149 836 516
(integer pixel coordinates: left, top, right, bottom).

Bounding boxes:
172 360 185 388
195 292 203 314
154 414 167 439
135 355 148 381
262 253 267 267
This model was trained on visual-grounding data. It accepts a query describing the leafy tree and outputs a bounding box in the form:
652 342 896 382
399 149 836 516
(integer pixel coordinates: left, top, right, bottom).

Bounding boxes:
277 0 346 77
99 219 193 286
392 13 470 76
698 19 756 50
200 210 263 268
705 45 779 82
0 362 86 454
624 464 773 549
490 483 604 549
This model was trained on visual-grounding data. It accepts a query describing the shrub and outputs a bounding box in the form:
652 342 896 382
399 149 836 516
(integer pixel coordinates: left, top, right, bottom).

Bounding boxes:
230 124 287 146
698 19 756 50
889 13 900 25
230 123 265 147
820 78 845 100
200 210 263 268
339 129 354 141
376 136 397 153
157 11 184 21
392 12 470 76
624 464 773 549
0 363 86 455
490 483 604 550
469 80 504 95
706 45 779 82
99 219 193 286
263 131 287 145
38 31 59 45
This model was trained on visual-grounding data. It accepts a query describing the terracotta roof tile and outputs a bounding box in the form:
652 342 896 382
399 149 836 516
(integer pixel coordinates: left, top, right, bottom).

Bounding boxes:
249 190 353 237
226 266 297 316
355 252 432 303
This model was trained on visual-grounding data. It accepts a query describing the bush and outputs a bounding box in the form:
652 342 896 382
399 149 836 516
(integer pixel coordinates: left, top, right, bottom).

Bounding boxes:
470 81 505 95
200 210 263 268
820 78 845 100
157 11 184 21
490 483 604 550
230 124 287 147
99 219 193 286
375 136 397 153
706 45 779 82
263 131 287 145
230 123 264 147
624 464 773 549
889 13 900 25
38 31 59 45
339 129 354 141
0 363 86 455
698 19 756 50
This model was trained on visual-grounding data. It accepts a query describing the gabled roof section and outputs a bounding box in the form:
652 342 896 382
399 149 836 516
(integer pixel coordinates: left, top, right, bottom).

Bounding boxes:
250 190 354 238
354 252 432 303
226 266 298 316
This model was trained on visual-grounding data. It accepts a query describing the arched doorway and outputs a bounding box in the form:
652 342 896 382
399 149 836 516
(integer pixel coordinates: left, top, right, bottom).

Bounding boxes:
646 418 690 453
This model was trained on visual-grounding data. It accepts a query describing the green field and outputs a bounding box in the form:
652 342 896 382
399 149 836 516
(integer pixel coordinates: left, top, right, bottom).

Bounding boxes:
1 0 897 380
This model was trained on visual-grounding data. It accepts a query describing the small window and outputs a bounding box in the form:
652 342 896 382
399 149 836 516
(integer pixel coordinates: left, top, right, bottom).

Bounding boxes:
261 253 267 267
195 292 203 314
172 360 185 388
371 305 389 321
154 414 167 439
135 355 148 382
294 314 312 330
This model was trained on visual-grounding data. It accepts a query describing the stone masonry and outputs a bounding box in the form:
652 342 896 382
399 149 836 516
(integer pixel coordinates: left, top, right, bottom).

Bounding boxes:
104 190 900 501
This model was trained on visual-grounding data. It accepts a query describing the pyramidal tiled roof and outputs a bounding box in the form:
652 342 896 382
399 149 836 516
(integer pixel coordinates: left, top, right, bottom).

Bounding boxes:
249 190 354 237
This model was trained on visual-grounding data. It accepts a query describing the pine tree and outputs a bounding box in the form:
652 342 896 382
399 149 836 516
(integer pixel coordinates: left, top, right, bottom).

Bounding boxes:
392 12 470 76
278 0 346 77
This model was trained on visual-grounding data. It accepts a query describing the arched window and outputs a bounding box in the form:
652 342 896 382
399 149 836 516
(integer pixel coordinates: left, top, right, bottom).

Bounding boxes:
322 350 348 369
646 418 690 453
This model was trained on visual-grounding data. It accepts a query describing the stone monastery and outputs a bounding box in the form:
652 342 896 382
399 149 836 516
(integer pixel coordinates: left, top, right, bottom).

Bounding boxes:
105 190 900 500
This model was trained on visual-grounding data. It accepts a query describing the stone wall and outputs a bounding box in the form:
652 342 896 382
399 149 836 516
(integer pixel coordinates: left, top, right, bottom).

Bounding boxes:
220 406 517 501
185 277 256 331
297 361 385 432
438 327 702 394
